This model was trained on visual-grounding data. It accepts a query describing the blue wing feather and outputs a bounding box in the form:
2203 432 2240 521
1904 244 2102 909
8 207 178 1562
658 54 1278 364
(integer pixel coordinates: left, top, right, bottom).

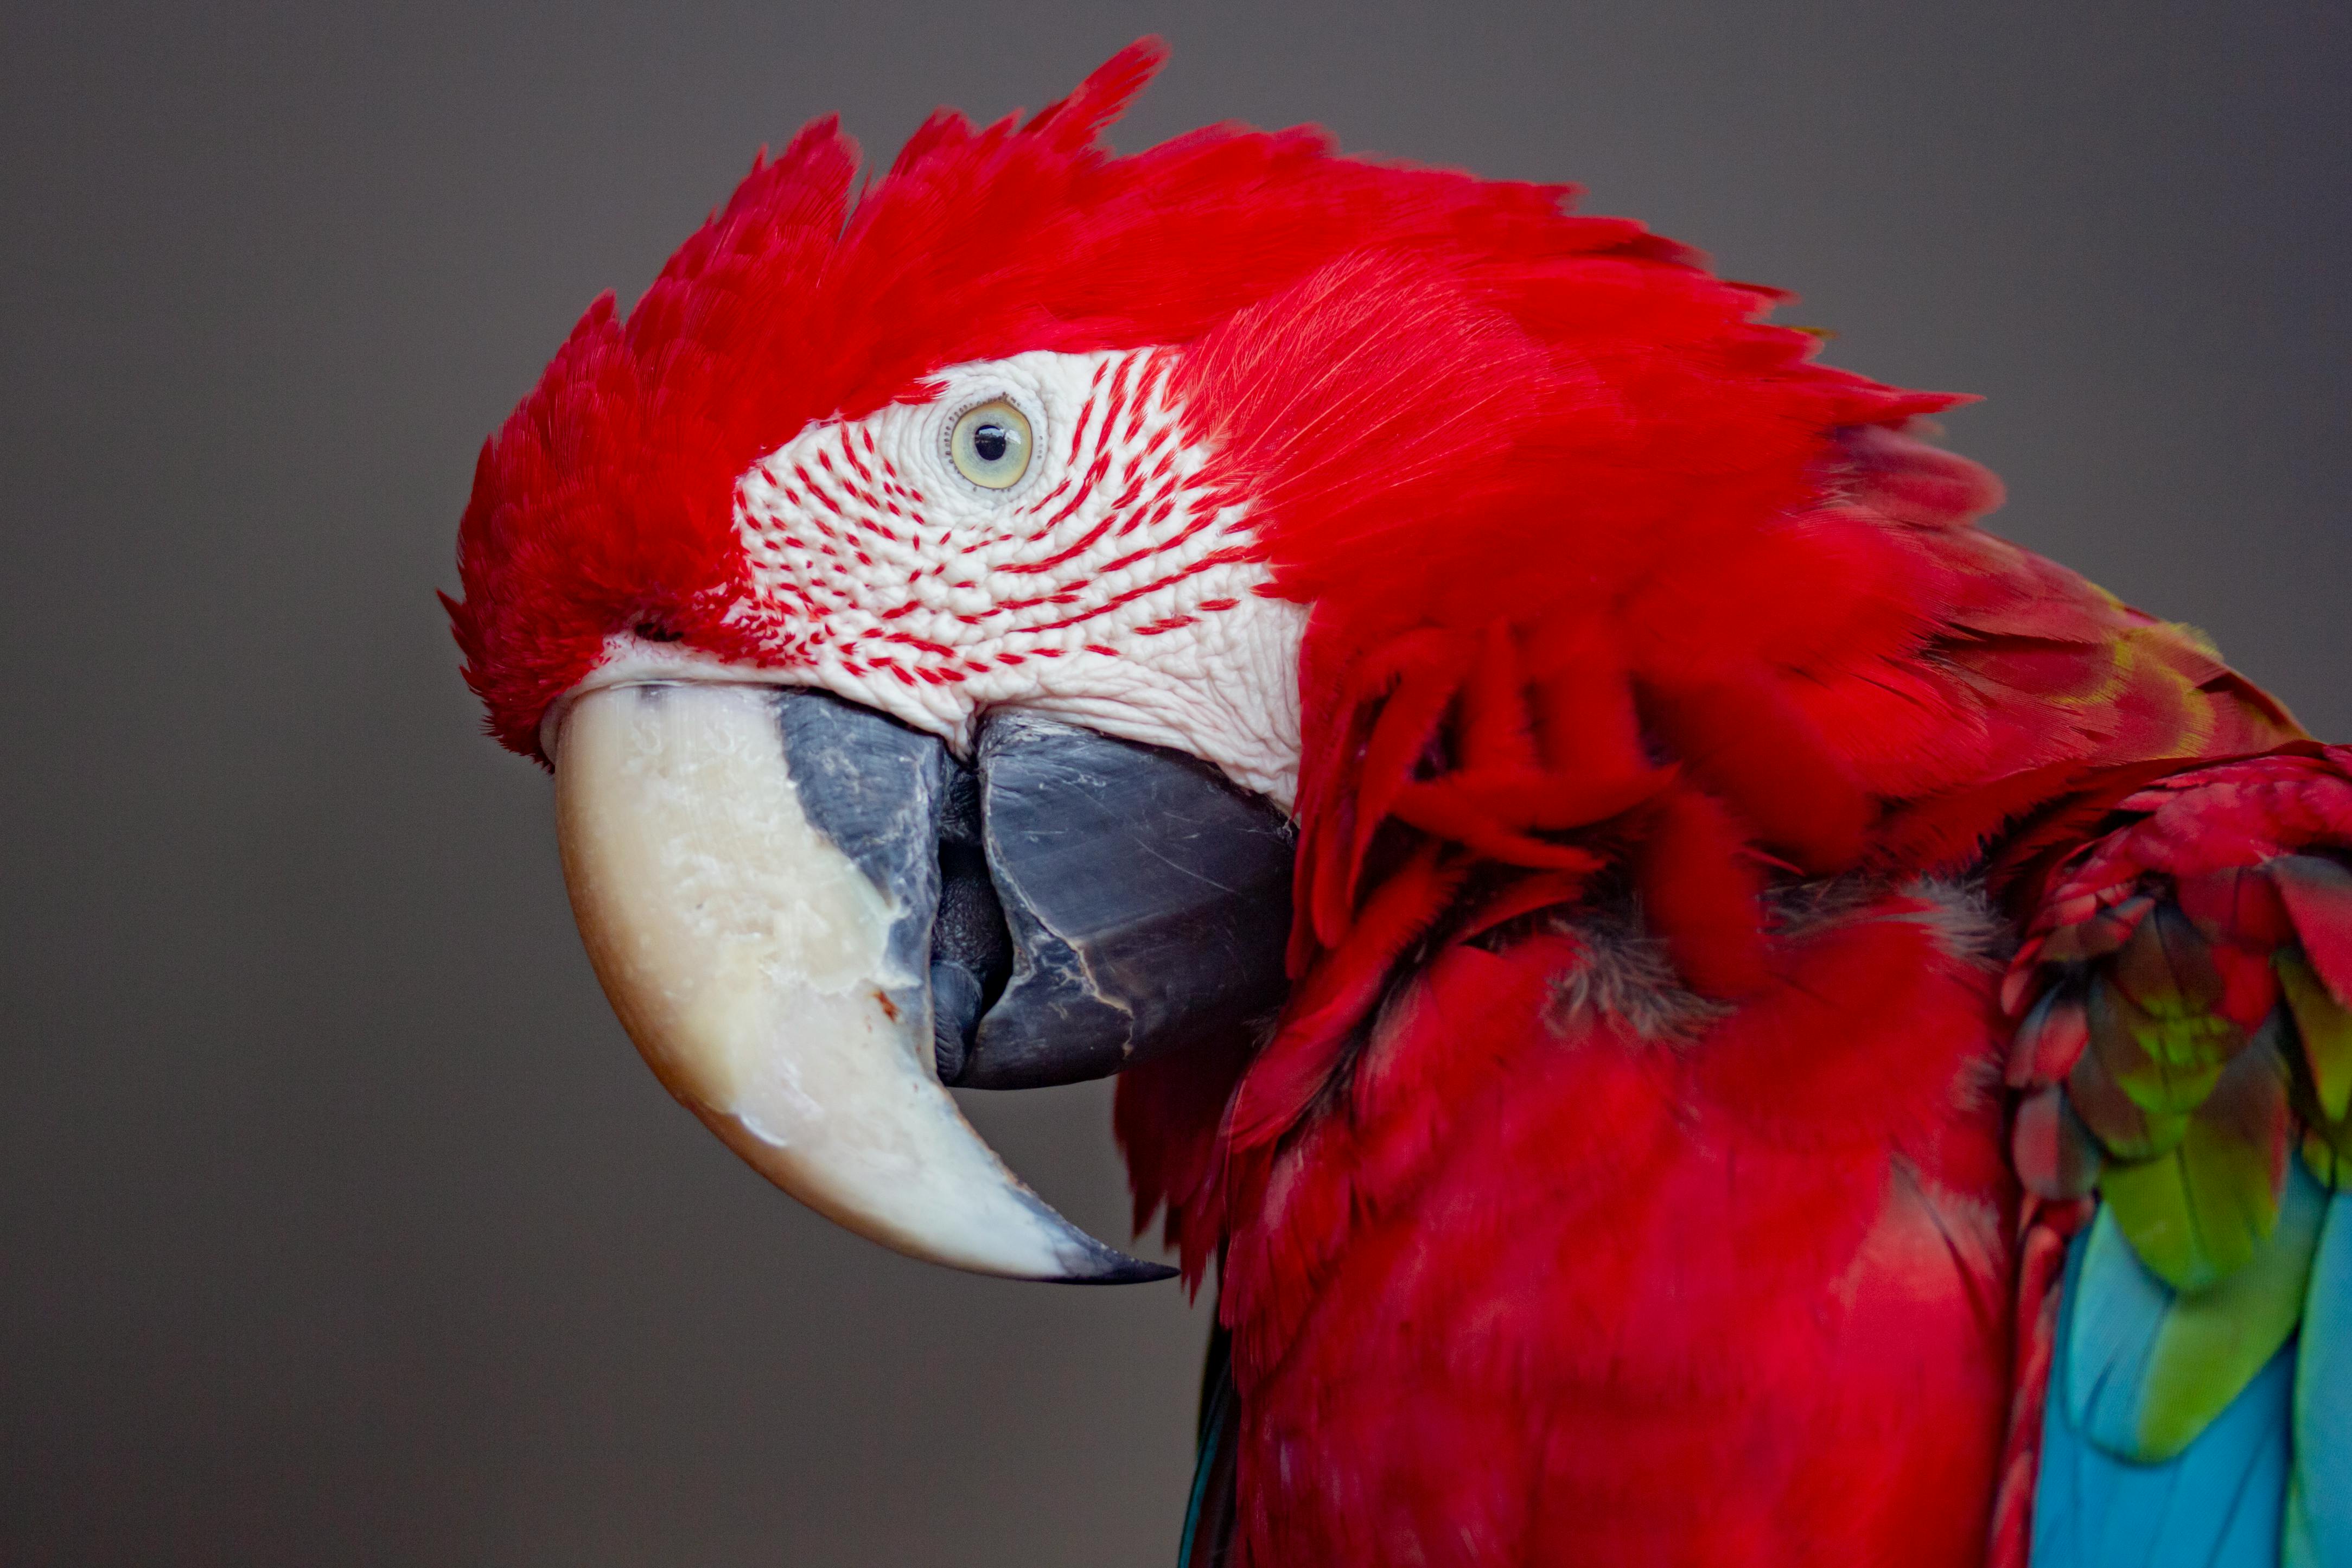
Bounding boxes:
2032 1220 2296 1567
2065 1205 2179 1459
2068 1169 2323 1465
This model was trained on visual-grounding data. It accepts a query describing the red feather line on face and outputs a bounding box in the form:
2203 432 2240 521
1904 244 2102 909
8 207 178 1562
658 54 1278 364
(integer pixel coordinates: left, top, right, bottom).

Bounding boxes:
731 346 1250 693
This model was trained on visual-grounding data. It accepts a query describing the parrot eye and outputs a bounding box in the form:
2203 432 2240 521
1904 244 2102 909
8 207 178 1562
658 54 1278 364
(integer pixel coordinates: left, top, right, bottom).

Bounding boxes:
948 398 1034 490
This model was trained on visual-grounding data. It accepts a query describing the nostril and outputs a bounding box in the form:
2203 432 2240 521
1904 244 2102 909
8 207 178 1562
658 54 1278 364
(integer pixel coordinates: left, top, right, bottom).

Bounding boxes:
633 621 683 643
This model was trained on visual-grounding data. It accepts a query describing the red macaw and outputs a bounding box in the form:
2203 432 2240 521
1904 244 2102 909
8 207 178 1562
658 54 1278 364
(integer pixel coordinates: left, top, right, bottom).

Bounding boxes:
445 41 2352 1567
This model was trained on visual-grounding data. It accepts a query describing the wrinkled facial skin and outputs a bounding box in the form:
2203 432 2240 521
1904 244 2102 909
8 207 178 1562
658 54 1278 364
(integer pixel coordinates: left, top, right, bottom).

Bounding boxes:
689 348 1305 808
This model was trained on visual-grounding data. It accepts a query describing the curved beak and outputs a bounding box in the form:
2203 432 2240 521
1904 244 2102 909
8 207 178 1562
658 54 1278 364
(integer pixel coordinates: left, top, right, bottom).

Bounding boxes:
550 680 1171 1282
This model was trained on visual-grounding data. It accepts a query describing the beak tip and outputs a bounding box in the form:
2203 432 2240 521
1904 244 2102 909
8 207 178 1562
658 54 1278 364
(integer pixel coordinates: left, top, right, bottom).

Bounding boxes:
1014 1189 1180 1284
1058 1252 1182 1285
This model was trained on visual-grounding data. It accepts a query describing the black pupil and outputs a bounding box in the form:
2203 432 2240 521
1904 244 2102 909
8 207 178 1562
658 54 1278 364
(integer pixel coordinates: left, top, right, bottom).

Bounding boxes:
971 423 1009 463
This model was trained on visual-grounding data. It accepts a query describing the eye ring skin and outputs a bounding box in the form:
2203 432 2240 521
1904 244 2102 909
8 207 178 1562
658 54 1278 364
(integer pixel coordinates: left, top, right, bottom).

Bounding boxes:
944 393 1038 492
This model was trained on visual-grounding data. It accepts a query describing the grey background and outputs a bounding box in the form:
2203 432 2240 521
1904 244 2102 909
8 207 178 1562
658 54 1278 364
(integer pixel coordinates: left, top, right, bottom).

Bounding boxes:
3 2 2345 1563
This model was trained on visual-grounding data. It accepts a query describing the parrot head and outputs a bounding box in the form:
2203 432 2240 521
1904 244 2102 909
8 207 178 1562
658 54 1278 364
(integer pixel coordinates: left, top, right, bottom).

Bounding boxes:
445 39 1958 1280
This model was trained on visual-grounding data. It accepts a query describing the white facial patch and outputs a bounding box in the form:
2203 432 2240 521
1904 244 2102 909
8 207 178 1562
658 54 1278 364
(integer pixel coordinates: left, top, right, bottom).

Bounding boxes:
725 349 1306 808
